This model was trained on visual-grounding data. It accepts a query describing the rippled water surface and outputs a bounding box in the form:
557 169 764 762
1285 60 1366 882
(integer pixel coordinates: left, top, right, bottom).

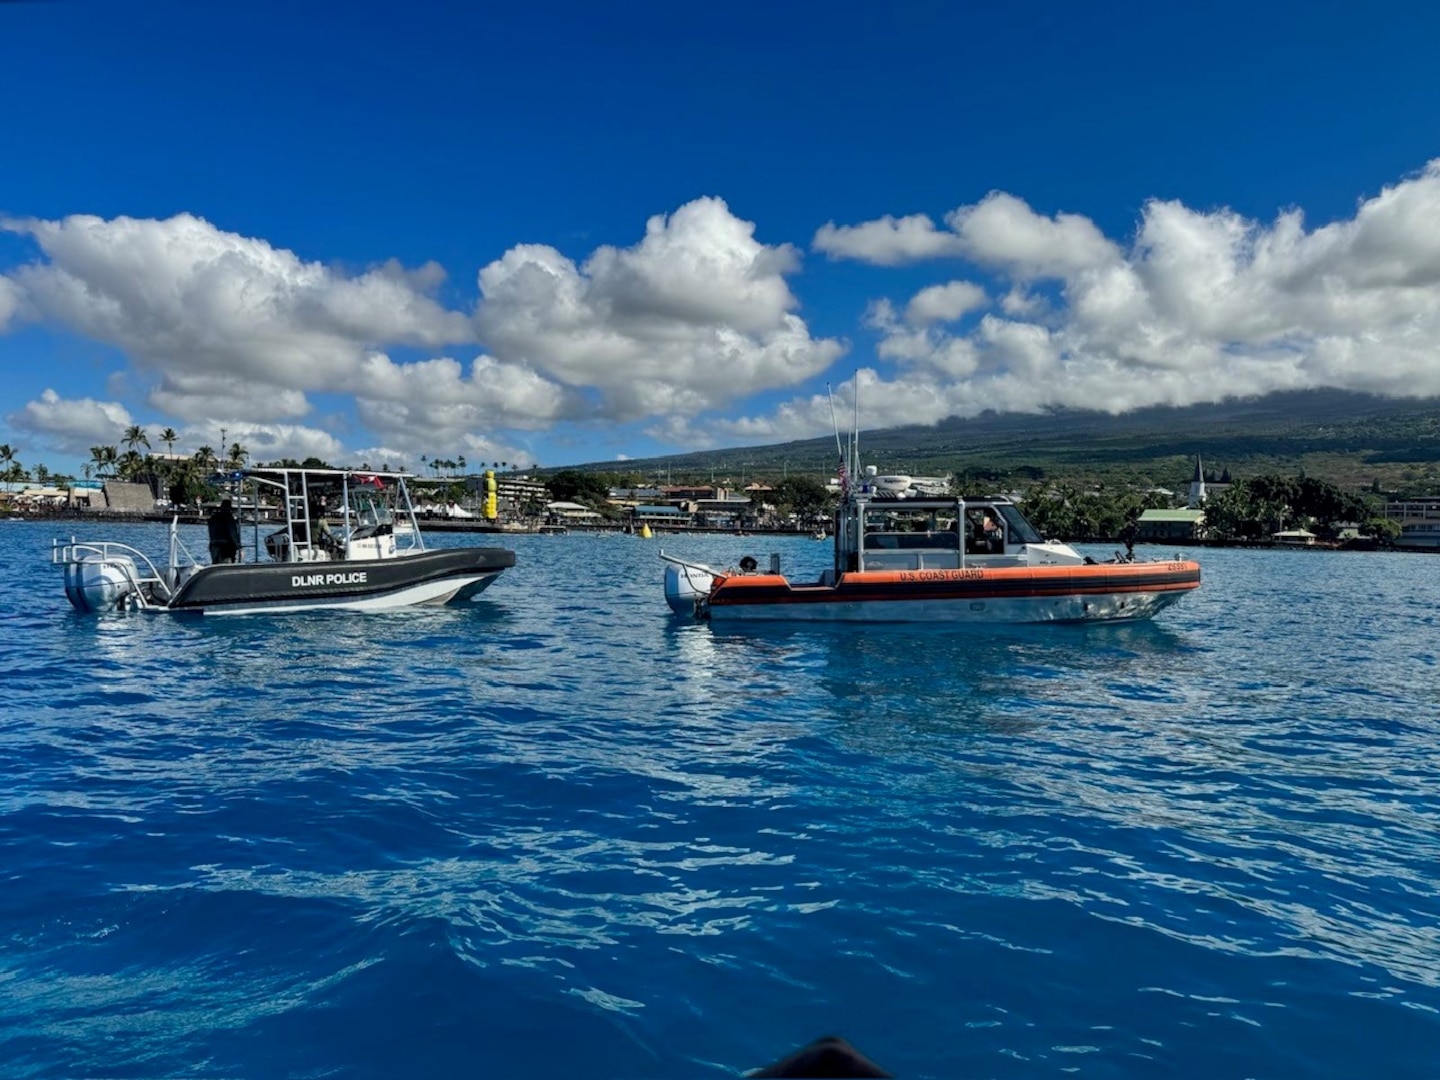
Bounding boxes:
3 521 1439 1077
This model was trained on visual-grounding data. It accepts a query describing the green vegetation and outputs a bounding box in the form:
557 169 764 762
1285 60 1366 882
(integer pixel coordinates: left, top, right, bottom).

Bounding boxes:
550 390 1440 499
1012 482 1171 542
767 475 832 521
6 391 1440 535
1200 475 1374 542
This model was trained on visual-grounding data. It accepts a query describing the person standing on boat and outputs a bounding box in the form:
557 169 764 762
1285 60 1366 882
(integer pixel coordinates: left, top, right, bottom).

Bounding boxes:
208 498 241 564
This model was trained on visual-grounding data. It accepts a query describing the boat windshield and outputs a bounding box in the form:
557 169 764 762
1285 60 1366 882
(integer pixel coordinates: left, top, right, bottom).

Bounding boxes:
996 504 1044 544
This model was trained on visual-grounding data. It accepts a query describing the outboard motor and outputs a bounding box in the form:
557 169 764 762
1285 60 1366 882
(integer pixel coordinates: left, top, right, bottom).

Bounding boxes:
64 555 140 613
663 560 716 616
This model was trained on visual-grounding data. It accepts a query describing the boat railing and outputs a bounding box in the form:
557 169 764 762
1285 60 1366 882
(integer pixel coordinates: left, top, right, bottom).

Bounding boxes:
171 526 205 568
52 538 163 575
51 538 175 606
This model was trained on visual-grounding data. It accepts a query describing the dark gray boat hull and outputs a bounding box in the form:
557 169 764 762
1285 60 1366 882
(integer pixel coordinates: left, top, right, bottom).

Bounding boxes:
166 547 516 614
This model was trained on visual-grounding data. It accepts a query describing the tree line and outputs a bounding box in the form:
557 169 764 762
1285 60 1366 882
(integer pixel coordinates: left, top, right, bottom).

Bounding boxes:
0 437 1413 545
1018 474 1399 543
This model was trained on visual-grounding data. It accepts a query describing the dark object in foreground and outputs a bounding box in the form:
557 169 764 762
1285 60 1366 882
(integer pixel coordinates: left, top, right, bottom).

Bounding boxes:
750 1035 892 1078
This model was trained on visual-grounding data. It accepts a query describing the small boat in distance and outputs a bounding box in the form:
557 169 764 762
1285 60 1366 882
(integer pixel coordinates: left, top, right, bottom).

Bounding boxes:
661 468 1200 624
55 468 515 615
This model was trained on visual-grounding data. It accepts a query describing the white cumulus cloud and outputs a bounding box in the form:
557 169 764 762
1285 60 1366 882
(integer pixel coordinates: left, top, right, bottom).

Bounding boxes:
0 212 580 459
765 160 1440 435
475 196 845 423
905 281 988 325
9 389 135 455
2 213 474 390
813 213 967 265
0 276 21 330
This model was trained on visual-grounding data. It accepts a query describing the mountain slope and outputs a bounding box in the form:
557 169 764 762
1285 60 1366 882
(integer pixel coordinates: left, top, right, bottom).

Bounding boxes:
579 390 1440 490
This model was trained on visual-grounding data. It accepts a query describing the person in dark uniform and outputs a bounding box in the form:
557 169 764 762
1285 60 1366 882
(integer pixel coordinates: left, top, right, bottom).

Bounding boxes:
208 498 241 563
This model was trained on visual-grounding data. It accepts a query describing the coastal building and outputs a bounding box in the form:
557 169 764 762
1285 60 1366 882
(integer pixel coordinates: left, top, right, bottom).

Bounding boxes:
1273 528 1320 546
688 494 753 525
661 485 725 502
544 500 605 527
466 473 547 517
633 504 691 528
1187 457 1231 508
1384 496 1440 550
14 486 69 510
608 487 668 507
1136 508 1206 541
101 481 157 514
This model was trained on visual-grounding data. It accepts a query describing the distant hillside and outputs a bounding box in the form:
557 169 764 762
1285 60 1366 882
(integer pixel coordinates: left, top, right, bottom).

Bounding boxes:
570 390 1440 493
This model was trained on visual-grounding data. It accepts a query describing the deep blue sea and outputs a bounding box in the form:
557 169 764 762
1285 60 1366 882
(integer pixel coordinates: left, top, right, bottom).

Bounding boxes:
2 521 1439 1078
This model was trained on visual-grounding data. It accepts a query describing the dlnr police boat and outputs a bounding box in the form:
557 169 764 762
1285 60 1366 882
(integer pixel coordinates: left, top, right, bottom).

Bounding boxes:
661 468 1200 624
55 468 515 615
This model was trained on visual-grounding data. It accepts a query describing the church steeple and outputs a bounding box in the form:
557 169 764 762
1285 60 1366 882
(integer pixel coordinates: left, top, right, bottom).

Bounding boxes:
1189 456 1207 507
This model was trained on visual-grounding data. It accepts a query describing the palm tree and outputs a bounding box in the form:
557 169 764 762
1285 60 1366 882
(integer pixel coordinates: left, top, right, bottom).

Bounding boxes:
160 427 178 457
168 457 203 506
227 442 248 469
0 444 22 494
194 445 217 474
90 445 118 478
117 449 145 481
457 454 466 476
123 424 151 456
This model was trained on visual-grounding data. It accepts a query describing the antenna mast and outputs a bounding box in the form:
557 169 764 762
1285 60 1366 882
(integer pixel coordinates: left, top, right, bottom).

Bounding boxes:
851 374 860 489
828 384 848 495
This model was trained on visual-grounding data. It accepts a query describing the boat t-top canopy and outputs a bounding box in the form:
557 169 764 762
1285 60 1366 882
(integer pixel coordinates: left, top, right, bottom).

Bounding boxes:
213 467 428 561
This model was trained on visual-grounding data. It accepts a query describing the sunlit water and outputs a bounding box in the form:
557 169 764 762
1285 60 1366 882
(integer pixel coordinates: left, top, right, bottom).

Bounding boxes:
2 521 1438 1077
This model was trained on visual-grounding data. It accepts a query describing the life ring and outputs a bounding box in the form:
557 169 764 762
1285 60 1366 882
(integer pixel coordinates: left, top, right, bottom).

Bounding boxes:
738 555 758 573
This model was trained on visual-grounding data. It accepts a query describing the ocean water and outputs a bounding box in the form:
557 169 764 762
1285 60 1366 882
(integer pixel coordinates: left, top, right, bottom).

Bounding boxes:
2 520 1439 1078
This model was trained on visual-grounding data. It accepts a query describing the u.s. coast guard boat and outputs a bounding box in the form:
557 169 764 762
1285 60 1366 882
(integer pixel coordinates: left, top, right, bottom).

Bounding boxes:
661 468 1200 624
55 468 515 615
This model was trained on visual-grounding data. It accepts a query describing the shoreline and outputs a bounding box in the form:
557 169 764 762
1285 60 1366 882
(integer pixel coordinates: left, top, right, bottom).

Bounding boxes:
8 510 1434 551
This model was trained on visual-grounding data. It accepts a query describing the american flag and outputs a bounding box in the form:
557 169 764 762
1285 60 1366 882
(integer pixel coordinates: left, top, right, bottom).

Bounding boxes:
837 456 849 495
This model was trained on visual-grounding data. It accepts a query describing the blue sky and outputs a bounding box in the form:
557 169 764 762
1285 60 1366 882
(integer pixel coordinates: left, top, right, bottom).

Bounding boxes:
3 0 1439 477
